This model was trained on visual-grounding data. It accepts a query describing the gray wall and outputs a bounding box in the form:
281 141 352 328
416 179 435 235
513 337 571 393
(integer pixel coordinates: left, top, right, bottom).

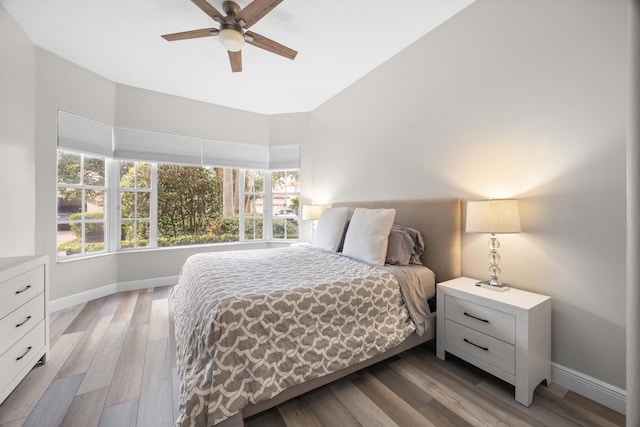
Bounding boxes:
0 0 629 400
0 6 35 257
283 0 627 389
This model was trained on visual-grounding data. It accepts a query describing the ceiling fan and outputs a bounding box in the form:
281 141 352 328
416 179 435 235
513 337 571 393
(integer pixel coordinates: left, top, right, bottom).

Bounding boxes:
161 0 298 73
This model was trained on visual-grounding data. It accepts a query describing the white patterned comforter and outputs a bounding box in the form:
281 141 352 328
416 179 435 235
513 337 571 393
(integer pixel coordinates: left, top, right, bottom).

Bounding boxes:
171 245 416 426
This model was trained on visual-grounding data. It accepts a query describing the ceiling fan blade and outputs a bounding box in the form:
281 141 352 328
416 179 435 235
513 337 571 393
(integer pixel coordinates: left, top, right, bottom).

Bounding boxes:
235 0 282 29
228 50 242 72
161 28 219 41
245 31 297 60
191 0 225 24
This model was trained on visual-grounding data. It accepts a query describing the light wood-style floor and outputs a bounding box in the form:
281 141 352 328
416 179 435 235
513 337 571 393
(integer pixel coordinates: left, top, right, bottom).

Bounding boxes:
0 286 626 427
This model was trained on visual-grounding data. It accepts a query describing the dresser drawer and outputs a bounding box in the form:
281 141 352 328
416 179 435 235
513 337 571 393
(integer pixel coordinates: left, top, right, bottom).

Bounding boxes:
0 266 45 317
444 294 515 344
445 319 515 375
0 294 45 356
0 320 46 389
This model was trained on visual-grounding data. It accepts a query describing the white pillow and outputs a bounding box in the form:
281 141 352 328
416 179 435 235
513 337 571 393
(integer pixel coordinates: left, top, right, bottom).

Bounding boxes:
342 208 396 266
312 207 350 252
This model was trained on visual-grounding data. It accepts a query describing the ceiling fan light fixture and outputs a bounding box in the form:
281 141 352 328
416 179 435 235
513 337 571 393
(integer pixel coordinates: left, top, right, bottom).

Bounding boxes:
219 27 245 52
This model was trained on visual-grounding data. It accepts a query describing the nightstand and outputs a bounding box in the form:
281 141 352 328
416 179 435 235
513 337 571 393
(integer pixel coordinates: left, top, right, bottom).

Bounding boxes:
436 277 551 406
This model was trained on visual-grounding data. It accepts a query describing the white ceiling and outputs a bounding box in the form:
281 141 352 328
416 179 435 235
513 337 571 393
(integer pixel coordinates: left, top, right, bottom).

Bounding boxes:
1 0 475 115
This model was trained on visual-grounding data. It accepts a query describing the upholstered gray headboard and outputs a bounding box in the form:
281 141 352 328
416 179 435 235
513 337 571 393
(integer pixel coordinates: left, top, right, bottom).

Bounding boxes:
333 199 462 283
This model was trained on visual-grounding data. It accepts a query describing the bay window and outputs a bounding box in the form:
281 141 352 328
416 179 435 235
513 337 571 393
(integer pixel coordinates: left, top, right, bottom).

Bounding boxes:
56 111 298 259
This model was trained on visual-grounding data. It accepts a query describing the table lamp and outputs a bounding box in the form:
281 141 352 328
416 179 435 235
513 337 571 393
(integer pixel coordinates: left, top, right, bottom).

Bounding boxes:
466 199 521 291
302 204 327 238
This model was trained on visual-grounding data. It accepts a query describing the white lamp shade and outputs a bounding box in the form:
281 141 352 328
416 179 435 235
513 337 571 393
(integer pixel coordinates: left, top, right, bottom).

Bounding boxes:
302 204 327 220
219 28 245 52
466 199 521 234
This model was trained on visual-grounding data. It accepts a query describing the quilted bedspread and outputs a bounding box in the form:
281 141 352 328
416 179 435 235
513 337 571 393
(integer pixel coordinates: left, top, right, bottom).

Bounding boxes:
171 245 416 426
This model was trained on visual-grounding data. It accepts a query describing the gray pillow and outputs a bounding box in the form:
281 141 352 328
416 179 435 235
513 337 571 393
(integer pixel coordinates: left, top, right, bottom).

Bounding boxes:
385 224 424 266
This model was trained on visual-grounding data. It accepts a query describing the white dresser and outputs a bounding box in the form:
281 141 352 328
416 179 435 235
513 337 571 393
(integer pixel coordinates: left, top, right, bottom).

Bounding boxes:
436 277 551 406
0 256 49 405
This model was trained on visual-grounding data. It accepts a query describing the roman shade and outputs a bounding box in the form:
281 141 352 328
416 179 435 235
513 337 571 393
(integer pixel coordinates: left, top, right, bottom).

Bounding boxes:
57 111 299 170
57 111 113 157
114 128 203 166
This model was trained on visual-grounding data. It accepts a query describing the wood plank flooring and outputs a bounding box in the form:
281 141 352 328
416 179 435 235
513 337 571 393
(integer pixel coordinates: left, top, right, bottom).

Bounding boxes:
0 287 626 427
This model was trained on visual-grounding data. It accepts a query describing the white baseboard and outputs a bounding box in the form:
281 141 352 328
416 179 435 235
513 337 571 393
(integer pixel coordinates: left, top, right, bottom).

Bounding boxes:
49 275 179 312
551 362 626 414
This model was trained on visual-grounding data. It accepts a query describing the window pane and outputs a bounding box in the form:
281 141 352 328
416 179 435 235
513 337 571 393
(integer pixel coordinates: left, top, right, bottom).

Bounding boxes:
120 161 136 188
85 222 105 252
58 187 82 219
273 196 299 219
157 164 239 246
245 170 264 193
57 192 81 256
57 151 81 184
285 170 299 192
84 155 105 186
271 171 286 192
121 221 134 248
272 170 299 193
86 190 105 219
273 216 298 239
136 163 151 189
244 217 263 240
137 221 150 247
121 192 135 219
137 192 150 219
271 170 299 241
244 195 257 216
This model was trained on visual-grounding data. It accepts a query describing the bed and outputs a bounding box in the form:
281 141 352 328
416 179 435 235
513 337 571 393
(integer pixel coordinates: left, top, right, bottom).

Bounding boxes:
171 198 461 426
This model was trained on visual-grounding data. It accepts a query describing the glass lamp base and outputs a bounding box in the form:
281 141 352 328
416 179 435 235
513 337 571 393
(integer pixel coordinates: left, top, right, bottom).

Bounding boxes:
475 280 510 292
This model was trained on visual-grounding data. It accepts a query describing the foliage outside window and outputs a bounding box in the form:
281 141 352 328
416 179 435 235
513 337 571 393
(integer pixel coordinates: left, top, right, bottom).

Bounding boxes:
272 170 300 240
155 165 241 247
57 150 297 258
120 161 152 249
57 150 107 257
243 170 265 240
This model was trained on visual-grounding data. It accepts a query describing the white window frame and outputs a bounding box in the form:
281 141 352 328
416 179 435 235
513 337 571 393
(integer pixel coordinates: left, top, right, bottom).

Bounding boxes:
56 150 109 258
270 169 300 241
116 161 158 250
58 156 299 260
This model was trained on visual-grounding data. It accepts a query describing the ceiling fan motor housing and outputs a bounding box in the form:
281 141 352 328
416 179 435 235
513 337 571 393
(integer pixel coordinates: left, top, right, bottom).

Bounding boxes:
222 1 242 17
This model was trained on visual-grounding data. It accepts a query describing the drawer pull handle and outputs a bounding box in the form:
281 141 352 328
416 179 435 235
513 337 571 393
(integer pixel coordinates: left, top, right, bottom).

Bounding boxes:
15 285 32 295
16 346 33 361
16 315 32 328
464 312 489 323
464 338 489 351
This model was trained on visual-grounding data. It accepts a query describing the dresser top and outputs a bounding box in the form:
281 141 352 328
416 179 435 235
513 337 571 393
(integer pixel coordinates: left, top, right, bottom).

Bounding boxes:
0 255 48 282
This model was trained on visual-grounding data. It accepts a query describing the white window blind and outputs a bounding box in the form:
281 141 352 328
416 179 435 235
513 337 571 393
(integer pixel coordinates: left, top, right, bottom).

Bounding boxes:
202 139 269 169
269 145 300 169
114 128 202 166
59 112 300 170
57 111 113 157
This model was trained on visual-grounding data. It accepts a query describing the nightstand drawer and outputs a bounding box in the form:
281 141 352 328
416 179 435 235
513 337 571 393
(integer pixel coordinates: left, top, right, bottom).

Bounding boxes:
444 294 515 344
445 319 515 375
0 294 45 356
0 320 46 390
0 266 45 317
